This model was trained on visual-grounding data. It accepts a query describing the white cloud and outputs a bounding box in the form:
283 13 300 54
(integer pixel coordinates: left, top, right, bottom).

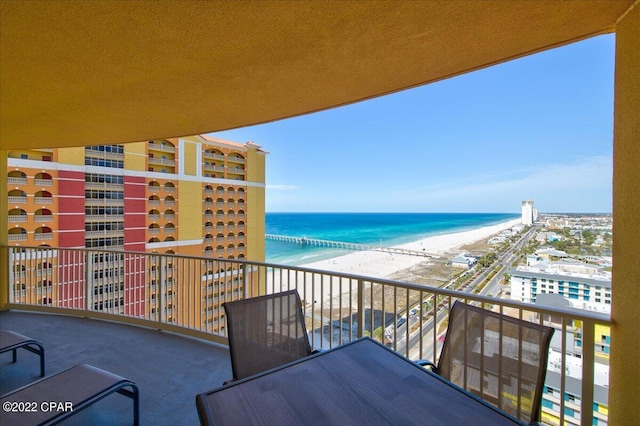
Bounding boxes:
396 155 612 212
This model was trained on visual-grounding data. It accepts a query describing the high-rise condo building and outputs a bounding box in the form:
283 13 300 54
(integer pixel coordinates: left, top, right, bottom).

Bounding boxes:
7 135 266 331
521 199 534 226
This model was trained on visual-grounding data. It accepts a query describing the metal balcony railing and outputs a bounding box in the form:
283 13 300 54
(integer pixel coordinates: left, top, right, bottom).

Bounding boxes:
3 245 609 426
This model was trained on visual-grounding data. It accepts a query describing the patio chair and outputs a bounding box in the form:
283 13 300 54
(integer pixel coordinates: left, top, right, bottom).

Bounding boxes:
1 363 139 425
0 330 45 377
223 290 314 382
417 301 554 425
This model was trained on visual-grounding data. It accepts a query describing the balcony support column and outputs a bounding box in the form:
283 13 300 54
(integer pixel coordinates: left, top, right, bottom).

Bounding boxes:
611 3 640 424
1 149 8 309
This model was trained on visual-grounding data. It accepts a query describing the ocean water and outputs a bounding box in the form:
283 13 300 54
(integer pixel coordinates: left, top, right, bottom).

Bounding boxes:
265 212 519 265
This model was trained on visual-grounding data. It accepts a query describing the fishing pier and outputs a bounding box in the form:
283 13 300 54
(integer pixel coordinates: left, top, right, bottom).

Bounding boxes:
265 234 439 258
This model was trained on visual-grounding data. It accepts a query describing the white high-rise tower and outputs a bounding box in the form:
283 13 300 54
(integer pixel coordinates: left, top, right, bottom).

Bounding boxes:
522 200 534 225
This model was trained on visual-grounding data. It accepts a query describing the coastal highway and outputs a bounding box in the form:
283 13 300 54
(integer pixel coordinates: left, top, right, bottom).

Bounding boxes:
393 224 539 360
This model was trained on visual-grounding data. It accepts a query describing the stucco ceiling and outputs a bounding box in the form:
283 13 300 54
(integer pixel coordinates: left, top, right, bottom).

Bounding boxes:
0 0 634 150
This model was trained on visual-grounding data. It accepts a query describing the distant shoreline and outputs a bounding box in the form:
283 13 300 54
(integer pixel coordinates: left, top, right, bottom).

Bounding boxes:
296 219 521 280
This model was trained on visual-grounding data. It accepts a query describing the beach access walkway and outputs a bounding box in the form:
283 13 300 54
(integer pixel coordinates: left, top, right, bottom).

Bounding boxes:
266 234 440 258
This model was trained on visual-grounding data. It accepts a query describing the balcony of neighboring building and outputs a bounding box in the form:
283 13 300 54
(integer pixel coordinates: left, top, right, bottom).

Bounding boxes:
34 172 53 187
227 154 245 165
148 209 161 221
163 196 175 207
8 189 28 204
8 227 28 242
33 190 54 205
33 226 53 241
148 195 161 206
203 149 225 162
8 208 28 223
147 140 176 153
147 157 176 173
148 181 161 192
7 170 28 186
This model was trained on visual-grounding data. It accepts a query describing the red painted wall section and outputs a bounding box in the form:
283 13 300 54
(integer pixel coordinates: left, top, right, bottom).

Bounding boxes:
124 175 147 316
124 175 146 250
57 170 85 248
56 250 85 309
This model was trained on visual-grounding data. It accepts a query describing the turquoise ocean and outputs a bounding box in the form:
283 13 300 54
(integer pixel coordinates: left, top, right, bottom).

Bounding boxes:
265 212 519 266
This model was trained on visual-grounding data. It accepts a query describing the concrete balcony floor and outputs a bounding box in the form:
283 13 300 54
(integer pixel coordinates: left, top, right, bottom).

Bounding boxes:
0 311 232 425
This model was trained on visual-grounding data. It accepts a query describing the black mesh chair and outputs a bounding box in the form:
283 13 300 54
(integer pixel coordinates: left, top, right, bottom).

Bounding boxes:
418 301 554 425
223 290 314 383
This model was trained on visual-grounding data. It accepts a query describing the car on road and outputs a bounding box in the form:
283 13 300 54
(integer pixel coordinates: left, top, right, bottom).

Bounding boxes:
397 316 407 327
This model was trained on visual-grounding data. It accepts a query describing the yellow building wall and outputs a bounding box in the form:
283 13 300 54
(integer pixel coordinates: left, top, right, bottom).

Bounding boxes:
245 148 266 263
177 179 203 241
610 4 640 424
181 137 199 176
123 141 147 172
0 150 8 307
55 147 85 166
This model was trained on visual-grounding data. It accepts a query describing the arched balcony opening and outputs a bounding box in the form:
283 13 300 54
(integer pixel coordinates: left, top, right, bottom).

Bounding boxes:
8 170 28 185
164 236 175 242
9 208 27 223
227 187 235 197
148 195 160 207
165 250 175 255
34 190 53 204
34 208 53 222
164 182 176 192
34 172 53 186
148 223 161 234
8 227 27 242
164 223 176 234
148 209 160 220
148 181 160 191
216 198 224 208
164 209 175 220
148 237 160 243
8 189 28 204
203 185 213 195
237 188 245 196
34 226 53 240
164 196 175 206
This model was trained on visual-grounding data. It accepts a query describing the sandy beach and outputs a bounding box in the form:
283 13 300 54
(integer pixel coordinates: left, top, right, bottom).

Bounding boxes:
266 218 520 307
298 218 521 279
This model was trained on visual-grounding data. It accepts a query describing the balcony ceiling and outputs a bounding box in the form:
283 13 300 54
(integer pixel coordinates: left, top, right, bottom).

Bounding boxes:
0 0 633 150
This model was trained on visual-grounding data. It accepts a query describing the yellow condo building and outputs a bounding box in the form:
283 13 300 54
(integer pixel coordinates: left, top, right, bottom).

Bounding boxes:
7 135 267 332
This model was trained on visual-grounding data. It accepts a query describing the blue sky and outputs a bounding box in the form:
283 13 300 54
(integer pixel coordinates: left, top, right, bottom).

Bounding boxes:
211 35 614 214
